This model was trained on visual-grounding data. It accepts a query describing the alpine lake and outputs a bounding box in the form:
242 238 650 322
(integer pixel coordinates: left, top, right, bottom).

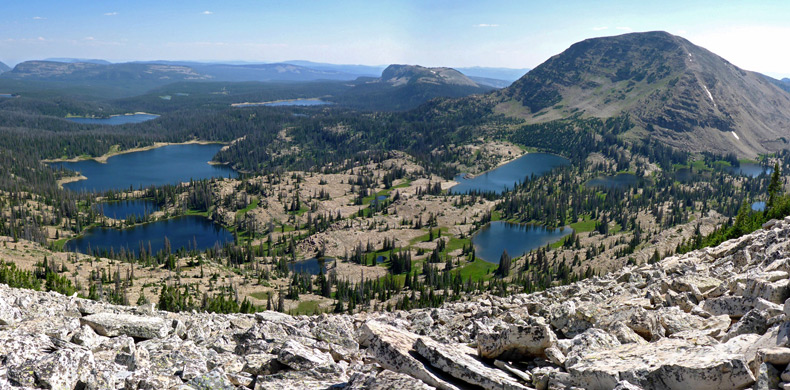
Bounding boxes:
53 143 237 257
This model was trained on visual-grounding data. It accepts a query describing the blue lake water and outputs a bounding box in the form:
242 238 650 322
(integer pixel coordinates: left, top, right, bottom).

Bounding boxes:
449 153 570 194
65 215 233 256
586 173 639 189
472 221 572 264
752 201 766 211
288 258 333 275
65 113 159 125
728 163 771 178
51 144 237 192
94 200 160 220
0 94 14 98
234 99 332 108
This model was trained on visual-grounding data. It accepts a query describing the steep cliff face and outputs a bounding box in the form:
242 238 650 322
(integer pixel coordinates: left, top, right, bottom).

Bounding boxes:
498 31 790 158
3 216 790 389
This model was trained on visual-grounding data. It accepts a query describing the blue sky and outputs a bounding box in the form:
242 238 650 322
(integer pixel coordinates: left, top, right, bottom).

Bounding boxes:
1 0 789 78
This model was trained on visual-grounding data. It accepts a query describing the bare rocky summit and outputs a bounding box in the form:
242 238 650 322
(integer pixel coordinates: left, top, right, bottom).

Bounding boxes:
5 217 790 389
498 31 790 158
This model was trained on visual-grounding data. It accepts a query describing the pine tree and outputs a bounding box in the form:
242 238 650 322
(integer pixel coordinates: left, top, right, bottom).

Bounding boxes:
768 162 782 210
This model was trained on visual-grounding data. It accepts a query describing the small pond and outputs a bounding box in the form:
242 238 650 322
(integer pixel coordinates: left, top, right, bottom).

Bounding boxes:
449 153 570 194
65 215 233 256
472 221 572 264
65 113 159 125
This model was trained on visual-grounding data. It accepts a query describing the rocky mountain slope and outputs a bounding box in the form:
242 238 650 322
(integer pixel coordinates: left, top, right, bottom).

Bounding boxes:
0 61 10 74
4 217 790 388
497 31 790 158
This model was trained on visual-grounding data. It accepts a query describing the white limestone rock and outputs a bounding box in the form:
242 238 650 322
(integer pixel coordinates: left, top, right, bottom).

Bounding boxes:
80 312 170 339
358 320 460 390
567 337 755 390
414 337 532 390
477 316 557 360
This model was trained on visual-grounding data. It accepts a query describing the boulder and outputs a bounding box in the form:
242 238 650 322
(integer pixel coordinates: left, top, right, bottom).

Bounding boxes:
14 347 95 390
754 362 782 390
188 368 236 390
722 309 770 342
562 328 621 367
701 296 783 317
276 339 334 371
346 369 437 390
358 320 460 390
567 337 755 390
759 347 790 365
477 316 557 360
0 295 21 325
744 276 790 304
414 337 532 390
80 312 170 339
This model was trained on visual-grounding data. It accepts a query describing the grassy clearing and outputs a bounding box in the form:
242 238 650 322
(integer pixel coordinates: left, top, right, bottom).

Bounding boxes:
184 209 210 217
50 238 69 251
569 216 596 233
294 300 321 315
249 291 270 300
236 197 259 218
409 227 449 244
458 258 496 281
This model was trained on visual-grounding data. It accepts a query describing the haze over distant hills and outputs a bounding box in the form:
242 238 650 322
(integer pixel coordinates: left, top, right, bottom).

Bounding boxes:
495 31 790 157
0 62 10 74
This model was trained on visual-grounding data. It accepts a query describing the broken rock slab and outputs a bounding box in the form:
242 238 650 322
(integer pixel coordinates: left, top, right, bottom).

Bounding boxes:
358 320 460 390
346 369 437 390
414 337 532 390
477 316 557 360
567 337 755 390
80 312 170 339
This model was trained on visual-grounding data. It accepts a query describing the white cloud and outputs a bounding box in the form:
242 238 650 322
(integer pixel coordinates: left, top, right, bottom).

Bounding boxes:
32 16 46 20
37 37 45 41
592 26 608 31
473 24 499 28
616 26 633 32
84 37 95 41
202 11 213 15
104 12 118 16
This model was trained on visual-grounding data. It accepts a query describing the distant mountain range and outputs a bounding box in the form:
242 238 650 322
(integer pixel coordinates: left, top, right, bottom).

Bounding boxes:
332 64 495 111
494 31 790 157
1 58 523 89
0 62 9 74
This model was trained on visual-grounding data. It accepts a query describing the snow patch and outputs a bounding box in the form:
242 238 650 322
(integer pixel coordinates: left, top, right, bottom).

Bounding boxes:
731 131 740 140
703 85 716 107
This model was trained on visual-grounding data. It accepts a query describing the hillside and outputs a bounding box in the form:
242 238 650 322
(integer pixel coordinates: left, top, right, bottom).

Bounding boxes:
1 214 790 389
0 61 9 74
497 31 790 157
334 64 495 110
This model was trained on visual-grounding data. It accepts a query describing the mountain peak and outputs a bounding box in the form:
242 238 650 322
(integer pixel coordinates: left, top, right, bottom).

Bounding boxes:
381 64 480 88
498 31 790 157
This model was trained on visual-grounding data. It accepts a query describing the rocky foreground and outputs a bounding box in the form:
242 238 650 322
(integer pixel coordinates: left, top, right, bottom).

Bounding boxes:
5 219 790 389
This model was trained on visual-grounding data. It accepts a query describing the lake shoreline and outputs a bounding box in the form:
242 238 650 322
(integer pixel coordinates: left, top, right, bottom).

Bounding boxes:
43 140 228 164
231 98 330 107
64 111 159 120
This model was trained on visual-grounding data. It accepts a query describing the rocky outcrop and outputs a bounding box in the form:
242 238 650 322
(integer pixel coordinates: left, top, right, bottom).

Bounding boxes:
6 217 790 389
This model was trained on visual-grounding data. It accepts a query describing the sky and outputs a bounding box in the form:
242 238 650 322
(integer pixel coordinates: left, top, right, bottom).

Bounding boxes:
1 0 789 78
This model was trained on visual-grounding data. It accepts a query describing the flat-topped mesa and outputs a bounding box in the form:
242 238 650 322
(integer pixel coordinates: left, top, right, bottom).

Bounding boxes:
3 217 790 389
